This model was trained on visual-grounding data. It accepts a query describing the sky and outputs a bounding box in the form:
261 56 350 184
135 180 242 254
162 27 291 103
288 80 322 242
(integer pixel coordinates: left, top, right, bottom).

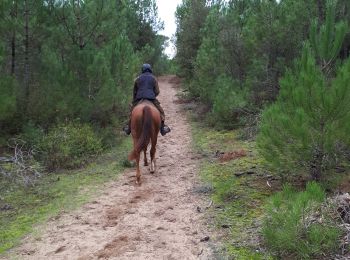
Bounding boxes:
156 0 183 58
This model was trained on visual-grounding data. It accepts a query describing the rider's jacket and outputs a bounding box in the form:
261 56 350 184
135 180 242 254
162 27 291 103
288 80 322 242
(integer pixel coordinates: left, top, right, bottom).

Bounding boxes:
133 72 159 101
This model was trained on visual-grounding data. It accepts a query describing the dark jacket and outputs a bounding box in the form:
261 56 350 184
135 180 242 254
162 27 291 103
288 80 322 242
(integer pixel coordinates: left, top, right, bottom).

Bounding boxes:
133 72 159 101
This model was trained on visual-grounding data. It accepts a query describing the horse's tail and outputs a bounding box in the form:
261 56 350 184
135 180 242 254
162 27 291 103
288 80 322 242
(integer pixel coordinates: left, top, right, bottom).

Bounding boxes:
128 106 152 161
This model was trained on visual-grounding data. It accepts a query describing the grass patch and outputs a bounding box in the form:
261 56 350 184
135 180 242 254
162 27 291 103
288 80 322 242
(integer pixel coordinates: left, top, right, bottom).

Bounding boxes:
191 121 275 259
263 182 342 259
0 137 131 254
190 120 347 259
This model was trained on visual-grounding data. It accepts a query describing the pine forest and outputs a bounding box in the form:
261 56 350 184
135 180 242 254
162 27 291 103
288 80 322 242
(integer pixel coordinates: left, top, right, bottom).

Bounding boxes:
1 0 350 259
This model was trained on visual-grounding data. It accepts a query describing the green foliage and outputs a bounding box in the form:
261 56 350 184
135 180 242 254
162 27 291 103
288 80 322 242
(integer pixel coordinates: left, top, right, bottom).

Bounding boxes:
188 3 251 128
175 0 209 79
19 122 44 148
263 182 342 259
0 76 17 122
91 36 139 124
0 0 165 138
175 0 350 128
210 76 247 128
310 0 348 72
192 5 222 101
153 55 178 75
41 123 103 170
257 1 350 180
257 47 350 179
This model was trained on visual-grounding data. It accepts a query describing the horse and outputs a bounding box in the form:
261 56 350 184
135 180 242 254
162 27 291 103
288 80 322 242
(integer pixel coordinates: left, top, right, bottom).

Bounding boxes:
128 100 161 184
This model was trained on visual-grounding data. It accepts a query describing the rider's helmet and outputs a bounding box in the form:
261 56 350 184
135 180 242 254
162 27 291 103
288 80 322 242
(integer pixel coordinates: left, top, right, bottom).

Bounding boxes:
141 63 152 73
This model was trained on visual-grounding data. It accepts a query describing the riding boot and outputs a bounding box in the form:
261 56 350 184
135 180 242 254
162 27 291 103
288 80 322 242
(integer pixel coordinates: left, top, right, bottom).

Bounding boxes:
123 120 131 135
160 121 171 136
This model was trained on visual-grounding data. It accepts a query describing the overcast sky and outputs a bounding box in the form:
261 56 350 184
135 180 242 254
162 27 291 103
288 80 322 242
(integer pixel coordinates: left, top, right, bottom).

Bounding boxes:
156 0 183 58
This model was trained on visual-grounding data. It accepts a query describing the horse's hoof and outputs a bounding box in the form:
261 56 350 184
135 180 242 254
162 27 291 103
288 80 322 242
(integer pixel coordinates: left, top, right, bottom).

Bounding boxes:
150 162 156 174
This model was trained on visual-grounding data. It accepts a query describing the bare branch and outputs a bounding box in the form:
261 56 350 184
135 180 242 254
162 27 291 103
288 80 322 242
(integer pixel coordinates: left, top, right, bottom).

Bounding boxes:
0 138 43 187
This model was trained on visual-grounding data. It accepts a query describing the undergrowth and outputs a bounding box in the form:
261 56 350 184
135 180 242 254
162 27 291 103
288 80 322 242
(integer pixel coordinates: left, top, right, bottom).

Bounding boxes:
0 137 131 254
263 182 342 259
30 122 103 170
190 119 347 259
191 121 275 259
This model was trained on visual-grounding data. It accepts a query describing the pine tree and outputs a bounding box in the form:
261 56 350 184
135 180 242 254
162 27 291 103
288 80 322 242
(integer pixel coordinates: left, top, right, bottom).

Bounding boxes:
175 0 209 80
257 45 350 180
0 0 166 136
192 4 247 127
193 4 222 102
257 2 350 180
310 0 348 74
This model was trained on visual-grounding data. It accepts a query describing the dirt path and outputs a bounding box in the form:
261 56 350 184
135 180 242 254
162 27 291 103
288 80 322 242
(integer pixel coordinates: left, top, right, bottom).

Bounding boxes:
10 76 213 259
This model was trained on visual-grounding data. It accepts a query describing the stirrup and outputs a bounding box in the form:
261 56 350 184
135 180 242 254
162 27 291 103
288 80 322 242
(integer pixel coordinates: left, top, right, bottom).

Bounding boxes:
123 125 131 135
160 125 171 136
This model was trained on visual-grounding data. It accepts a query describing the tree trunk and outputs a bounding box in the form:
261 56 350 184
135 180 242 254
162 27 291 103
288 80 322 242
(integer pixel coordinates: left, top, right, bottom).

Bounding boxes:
310 122 325 181
11 0 17 75
11 33 16 75
24 0 30 102
310 151 323 181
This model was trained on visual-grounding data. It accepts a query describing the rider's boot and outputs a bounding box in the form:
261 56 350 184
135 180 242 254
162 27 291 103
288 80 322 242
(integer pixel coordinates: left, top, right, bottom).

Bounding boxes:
160 121 171 136
123 120 131 135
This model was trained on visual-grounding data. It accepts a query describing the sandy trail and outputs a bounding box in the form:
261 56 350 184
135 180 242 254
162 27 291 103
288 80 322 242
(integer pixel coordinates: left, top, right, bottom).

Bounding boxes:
10 76 213 259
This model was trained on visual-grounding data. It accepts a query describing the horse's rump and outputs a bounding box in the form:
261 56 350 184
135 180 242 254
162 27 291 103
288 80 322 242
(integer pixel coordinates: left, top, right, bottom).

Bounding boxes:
128 101 160 161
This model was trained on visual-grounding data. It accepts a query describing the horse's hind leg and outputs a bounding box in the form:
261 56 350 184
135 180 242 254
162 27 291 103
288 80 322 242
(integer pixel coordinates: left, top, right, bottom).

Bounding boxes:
143 148 148 166
135 153 141 185
150 138 157 173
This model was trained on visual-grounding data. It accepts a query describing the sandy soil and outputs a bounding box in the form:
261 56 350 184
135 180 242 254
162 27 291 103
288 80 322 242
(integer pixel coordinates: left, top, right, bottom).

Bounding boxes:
9 76 214 260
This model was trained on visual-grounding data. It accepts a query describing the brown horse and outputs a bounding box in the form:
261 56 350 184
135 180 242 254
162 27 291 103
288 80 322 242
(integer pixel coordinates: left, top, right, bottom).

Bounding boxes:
128 100 161 184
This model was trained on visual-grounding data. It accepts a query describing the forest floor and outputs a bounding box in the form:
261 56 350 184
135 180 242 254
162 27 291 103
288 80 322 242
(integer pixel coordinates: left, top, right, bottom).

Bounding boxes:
3 76 217 259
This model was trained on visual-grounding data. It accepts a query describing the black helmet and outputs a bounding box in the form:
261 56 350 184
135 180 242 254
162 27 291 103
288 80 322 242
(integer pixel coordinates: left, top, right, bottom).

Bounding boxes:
141 63 152 73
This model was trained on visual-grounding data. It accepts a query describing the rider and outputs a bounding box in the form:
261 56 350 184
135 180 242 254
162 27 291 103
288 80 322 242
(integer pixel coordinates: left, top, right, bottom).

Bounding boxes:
123 64 171 136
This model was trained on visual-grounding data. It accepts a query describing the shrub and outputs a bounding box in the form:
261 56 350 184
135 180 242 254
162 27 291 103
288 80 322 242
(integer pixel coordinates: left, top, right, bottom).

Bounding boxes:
20 122 44 148
41 123 102 170
263 182 342 259
257 47 350 180
211 76 247 128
